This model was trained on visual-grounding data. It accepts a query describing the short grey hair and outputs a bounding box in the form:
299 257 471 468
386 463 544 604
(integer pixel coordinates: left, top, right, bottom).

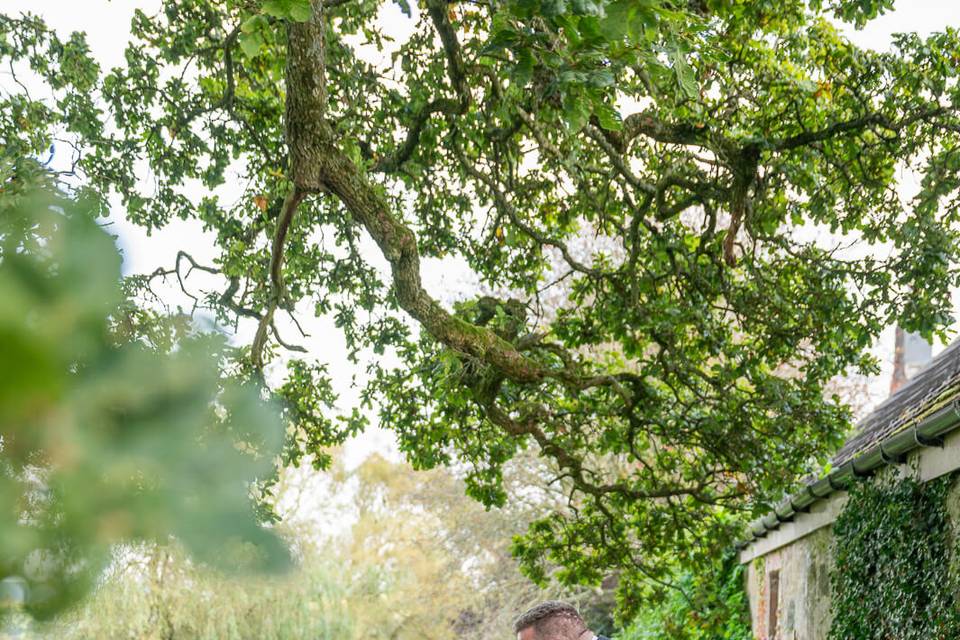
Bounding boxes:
513 601 586 636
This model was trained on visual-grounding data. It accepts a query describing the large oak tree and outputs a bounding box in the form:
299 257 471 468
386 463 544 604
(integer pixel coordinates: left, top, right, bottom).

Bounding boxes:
3 0 960 612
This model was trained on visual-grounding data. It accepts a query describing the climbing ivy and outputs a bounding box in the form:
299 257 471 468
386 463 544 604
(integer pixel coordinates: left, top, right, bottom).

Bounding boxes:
830 472 960 640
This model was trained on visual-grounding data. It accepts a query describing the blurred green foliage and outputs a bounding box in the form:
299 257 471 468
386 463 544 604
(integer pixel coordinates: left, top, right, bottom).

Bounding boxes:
0 166 288 621
37 545 356 640
617 554 751 640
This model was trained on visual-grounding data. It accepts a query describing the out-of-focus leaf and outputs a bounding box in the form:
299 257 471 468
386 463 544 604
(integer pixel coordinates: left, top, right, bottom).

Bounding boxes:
261 0 312 22
239 31 265 59
0 188 289 622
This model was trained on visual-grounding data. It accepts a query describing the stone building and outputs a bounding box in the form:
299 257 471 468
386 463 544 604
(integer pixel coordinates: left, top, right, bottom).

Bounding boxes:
737 340 960 639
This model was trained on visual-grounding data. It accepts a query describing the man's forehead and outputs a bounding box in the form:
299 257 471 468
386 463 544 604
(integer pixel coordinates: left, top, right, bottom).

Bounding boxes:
517 628 537 640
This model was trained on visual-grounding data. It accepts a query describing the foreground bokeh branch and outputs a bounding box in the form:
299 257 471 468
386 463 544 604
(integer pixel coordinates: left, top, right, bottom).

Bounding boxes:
0 173 288 620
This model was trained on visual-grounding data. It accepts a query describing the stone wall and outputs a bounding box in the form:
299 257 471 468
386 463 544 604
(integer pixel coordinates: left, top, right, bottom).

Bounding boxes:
743 472 960 640
745 527 833 640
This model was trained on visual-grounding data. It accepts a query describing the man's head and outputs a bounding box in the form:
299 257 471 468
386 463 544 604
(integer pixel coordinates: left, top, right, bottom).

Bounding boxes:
514 601 591 640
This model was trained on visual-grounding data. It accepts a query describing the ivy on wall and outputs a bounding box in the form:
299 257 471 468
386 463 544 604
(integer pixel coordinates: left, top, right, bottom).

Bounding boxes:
830 472 960 640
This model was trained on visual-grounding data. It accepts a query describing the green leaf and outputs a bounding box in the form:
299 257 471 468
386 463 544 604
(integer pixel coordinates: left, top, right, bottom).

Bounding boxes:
394 0 412 17
480 26 520 57
589 68 616 88
595 102 622 131
261 0 290 17
513 47 535 87
239 32 265 59
562 91 591 131
570 0 603 16
670 46 698 98
600 0 636 40
289 0 312 21
261 0 311 21
601 0 657 41
541 0 567 16
241 14 269 34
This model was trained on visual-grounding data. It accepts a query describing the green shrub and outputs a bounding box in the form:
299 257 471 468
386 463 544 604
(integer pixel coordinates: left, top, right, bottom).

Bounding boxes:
618 554 751 640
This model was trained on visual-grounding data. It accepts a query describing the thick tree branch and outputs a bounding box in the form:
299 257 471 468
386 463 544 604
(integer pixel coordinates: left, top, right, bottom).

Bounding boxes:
285 1 547 383
620 111 712 148
424 0 470 112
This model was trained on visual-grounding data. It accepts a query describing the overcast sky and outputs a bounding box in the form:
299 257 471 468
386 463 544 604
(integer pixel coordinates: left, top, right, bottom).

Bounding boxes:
7 0 960 471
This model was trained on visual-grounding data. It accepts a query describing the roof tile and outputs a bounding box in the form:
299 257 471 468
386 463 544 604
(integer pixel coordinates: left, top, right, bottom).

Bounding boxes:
833 339 960 465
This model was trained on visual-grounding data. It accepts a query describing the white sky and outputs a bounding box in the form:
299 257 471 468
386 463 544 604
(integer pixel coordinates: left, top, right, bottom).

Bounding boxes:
7 0 960 475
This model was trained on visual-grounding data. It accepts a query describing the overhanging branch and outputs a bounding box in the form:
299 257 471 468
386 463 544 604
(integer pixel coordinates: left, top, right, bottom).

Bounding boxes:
284 0 549 383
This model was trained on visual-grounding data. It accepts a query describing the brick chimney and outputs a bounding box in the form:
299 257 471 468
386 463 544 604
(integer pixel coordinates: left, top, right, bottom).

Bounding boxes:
890 327 932 394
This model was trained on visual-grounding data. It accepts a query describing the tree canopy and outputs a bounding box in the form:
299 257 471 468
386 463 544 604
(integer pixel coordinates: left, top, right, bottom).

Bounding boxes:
3 0 960 615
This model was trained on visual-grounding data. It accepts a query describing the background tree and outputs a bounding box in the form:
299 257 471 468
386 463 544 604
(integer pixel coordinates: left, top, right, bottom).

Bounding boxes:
40 451 614 639
3 0 960 616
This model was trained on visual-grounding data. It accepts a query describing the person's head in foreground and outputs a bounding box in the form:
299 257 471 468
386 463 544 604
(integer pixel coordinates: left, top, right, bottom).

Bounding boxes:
514 601 605 640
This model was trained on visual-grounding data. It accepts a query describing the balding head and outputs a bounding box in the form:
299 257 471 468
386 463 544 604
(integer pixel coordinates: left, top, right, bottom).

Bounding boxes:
514 601 590 640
